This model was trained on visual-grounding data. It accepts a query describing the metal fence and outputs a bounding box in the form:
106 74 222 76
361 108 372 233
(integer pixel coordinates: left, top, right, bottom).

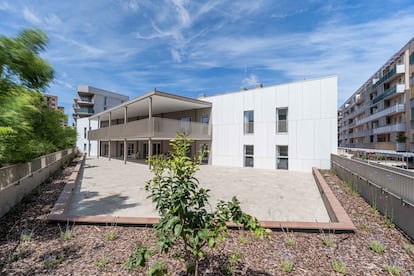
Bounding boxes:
331 154 414 205
0 148 74 191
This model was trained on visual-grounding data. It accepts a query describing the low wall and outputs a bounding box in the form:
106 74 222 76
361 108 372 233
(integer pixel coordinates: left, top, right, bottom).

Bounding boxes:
331 154 414 240
0 148 77 218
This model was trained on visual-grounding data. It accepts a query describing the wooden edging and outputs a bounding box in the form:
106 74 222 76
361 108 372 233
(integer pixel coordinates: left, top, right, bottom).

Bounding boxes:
48 161 356 233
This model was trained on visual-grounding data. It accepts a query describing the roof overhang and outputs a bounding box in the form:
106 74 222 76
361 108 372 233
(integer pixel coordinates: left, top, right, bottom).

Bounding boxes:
89 90 212 121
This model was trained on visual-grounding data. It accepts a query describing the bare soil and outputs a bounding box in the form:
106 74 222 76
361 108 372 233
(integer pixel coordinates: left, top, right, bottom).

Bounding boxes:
0 158 413 275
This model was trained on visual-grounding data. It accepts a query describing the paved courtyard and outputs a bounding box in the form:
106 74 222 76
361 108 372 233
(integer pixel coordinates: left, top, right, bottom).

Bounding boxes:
67 157 330 222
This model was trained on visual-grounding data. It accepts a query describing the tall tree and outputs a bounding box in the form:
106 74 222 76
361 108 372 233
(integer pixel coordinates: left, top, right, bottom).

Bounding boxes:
0 29 74 166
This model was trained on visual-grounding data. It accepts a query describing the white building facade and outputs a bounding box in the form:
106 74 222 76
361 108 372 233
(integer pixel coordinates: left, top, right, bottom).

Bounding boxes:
204 76 338 171
76 117 98 156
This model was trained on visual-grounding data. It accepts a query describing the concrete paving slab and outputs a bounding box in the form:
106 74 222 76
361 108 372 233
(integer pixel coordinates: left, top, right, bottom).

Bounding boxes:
67 158 330 222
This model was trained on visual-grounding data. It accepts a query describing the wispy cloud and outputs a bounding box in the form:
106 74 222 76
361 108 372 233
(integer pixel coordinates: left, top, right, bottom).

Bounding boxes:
0 1 11 11
23 6 41 24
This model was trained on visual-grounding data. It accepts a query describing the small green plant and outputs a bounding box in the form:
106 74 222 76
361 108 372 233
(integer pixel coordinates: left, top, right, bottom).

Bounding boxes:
222 252 242 275
332 259 346 274
383 264 403 275
105 230 117 241
280 259 294 273
6 249 24 263
149 260 169 276
145 135 268 276
20 232 33 242
60 229 73 241
403 243 413 253
285 236 296 247
238 232 249 244
44 254 64 269
369 240 385 254
124 244 154 273
370 206 379 215
322 236 336 248
382 216 395 228
360 224 372 232
94 256 109 268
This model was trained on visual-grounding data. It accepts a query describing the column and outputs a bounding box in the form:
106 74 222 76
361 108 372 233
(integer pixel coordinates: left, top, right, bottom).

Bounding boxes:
148 138 152 169
87 119 91 157
148 97 153 168
108 140 111 161
124 139 127 164
97 116 100 159
108 112 111 161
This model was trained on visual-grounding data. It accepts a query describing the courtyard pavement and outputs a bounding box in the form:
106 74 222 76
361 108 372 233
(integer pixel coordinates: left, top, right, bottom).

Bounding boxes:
67 157 330 222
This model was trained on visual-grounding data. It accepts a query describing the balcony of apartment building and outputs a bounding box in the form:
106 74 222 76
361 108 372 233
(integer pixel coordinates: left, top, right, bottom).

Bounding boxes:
372 83 405 104
373 123 406 135
87 90 212 161
356 103 405 126
372 64 405 89
75 95 94 106
76 107 95 116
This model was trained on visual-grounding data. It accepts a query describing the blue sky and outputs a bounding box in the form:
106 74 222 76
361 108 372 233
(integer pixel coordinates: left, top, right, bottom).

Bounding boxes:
1 0 414 125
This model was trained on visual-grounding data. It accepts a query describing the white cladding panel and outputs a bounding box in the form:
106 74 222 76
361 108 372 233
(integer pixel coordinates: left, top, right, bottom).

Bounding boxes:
206 76 337 172
76 118 98 156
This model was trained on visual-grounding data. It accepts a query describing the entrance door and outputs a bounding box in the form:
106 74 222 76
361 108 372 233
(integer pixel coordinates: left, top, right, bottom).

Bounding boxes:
200 144 208 164
120 143 124 157
143 143 148 159
152 143 161 155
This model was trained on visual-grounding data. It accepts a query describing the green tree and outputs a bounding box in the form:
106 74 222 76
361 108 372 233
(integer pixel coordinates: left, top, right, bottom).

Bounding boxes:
0 29 74 166
145 134 269 275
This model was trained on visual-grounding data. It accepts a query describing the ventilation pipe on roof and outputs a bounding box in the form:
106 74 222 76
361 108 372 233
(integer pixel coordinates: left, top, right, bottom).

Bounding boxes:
255 83 263 88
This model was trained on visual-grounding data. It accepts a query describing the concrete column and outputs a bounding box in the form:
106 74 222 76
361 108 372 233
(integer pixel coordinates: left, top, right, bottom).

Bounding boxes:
108 140 111 161
97 116 100 159
87 119 91 157
124 139 127 164
124 106 128 124
109 112 112 127
148 138 152 169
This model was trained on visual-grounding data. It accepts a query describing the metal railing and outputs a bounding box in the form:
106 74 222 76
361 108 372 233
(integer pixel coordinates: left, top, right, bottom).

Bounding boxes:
331 154 414 204
0 148 75 191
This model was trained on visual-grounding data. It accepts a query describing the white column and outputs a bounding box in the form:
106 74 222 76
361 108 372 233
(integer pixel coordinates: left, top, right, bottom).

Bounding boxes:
108 112 112 161
87 119 91 157
97 116 100 159
124 139 127 164
148 97 153 168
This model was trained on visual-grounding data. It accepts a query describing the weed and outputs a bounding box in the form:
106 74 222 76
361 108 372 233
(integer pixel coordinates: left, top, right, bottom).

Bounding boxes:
149 260 169 276
124 244 154 272
6 249 24 263
20 231 33 242
332 259 346 275
360 224 372 232
60 229 73 241
369 240 385 254
322 236 336 248
105 230 117 241
221 252 242 275
238 233 249 244
370 206 379 215
44 253 64 269
383 264 403 275
94 256 109 268
382 216 395 228
403 243 413 253
280 259 294 273
285 236 296 247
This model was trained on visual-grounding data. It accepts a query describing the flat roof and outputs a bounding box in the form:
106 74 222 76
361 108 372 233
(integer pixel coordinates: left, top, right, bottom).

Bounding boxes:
89 90 212 121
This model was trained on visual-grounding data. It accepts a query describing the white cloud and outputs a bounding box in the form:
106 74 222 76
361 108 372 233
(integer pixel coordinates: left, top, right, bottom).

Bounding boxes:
128 0 139 12
171 48 183 62
23 6 41 25
44 14 62 26
242 74 258 88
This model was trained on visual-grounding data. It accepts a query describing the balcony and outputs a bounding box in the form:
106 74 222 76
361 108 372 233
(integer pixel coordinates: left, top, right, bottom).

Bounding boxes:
372 84 405 104
372 64 405 89
77 107 94 115
76 97 94 105
88 117 211 141
356 104 405 126
373 123 406 135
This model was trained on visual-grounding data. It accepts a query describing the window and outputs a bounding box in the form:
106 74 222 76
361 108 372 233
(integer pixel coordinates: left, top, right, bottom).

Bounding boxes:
127 143 135 155
201 115 209 134
83 143 87 152
276 108 288 133
276 145 288 170
244 111 254 134
104 96 108 105
180 117 192 133
200 144 209 164
244 145 254 167
84 127 87 139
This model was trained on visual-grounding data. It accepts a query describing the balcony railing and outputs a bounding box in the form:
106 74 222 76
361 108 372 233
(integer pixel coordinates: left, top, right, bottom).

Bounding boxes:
77 108 94 114
373 123 406 135
354 104 405 126
372 64 405 89
373 84 405 104
88 117 211 141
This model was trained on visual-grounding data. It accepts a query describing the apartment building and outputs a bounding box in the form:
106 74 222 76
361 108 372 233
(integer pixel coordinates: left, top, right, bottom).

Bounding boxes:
43 93 58 109
84 76 337 172
338 37 414 152
72 85 129 123
74 85 129 155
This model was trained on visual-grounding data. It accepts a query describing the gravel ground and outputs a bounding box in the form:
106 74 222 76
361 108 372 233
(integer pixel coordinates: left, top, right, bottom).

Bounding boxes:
0 158 413 275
